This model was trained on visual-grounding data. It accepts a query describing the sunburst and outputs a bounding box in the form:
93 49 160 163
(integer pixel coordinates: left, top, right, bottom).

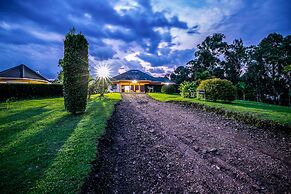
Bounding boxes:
95 63 111 79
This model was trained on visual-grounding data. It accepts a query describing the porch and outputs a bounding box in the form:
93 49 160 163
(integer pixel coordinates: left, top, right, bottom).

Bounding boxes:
111 80 162 93
119 80 149 93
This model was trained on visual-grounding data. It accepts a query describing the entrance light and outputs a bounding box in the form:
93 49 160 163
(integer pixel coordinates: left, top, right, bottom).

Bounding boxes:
132 80 137 84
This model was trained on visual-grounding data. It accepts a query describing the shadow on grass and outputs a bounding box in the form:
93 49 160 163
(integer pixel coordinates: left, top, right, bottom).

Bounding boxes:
32 98 117 193
0 96 118 194
0 106 49 127
0 112 84 194
0 108 57 147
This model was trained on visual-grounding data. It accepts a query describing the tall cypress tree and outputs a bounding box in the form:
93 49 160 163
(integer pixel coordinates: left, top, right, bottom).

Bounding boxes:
63 29 89 114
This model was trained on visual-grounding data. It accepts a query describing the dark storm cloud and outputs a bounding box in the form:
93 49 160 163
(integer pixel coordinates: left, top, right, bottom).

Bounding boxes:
139 53 170 67
0 0 191 78
90 45 117 60
0 0 71 33
0 0 187 48
138 49 194 67
0 0 290 79
0 28 42 45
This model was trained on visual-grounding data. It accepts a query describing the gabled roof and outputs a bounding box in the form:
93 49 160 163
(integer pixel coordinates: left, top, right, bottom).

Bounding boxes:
0 64 49 81
112 70 174 83
155 77 173 83
113 70 154 81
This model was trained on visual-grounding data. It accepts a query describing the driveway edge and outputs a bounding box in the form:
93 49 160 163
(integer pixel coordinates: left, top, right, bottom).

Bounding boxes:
148 95 290 134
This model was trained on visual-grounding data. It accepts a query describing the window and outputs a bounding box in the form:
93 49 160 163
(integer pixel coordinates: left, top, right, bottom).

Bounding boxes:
135 85 139 91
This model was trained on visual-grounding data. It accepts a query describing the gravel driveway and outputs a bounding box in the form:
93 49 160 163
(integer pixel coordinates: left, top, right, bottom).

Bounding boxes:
82 93 291 193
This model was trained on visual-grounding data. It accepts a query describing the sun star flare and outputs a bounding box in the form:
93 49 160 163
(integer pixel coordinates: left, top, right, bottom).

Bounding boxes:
96 64 111 79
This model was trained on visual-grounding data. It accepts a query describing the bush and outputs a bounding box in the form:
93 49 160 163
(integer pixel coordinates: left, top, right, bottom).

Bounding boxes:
178 81 196 98
197 78 236 102
88 80 97 99
63 30 89 114
0 84 63 101
161 84 176 94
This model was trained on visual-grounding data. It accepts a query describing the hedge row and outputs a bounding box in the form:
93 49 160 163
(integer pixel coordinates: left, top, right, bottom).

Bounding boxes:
166 100 290 133
0 83 63 101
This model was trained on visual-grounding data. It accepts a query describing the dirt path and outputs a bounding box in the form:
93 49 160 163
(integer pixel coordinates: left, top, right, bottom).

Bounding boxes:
82 94 291 193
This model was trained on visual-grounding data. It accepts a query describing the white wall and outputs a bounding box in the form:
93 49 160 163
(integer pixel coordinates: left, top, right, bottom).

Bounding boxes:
117 84 121 92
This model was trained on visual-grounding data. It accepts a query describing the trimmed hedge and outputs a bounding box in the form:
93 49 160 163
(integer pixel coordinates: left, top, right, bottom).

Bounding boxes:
197 78 236 102
63 30 89 114
0 83 63 101
161 84 176 94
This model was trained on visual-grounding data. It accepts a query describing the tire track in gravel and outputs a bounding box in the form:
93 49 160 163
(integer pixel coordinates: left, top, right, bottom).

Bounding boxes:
81 93 291 194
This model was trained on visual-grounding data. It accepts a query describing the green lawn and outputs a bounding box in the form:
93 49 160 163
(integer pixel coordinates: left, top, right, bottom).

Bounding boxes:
0 93 121 194
148 93 291 127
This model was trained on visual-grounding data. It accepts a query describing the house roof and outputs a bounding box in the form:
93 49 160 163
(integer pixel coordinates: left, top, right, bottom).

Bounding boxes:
0 64 49 81
112 70 174 83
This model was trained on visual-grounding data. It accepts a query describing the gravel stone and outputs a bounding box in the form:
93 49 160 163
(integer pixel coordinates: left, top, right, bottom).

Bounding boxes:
81 94 291 193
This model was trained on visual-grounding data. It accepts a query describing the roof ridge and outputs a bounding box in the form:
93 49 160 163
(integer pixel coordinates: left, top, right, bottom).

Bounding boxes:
112 69 175 83
0 64 48 81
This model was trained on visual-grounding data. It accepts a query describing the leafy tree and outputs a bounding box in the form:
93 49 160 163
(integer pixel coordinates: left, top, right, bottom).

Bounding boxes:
188 33 228 81
187 60 205 81
63 29 89 114
195 33 227 72
284 65 291 73
96 79 111 97
237 81 247 100
282 36 291 106
195 70 211 81
87 76 96 100
223 39 246 84
283 35 291 66
255 33 288 104
284 65 291 106
170 66 190 85
161 84 176 94
55 59 64 83
171 32 290 106
244 46 269 102
212 67 225 79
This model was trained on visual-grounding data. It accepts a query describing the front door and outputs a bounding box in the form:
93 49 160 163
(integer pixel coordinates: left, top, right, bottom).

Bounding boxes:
124 85 130 92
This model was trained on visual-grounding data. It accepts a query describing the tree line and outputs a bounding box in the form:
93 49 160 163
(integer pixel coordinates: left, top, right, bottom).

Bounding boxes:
169 33 291 106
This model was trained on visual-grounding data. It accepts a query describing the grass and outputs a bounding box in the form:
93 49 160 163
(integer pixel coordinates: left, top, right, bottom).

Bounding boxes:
148 93 291 127
0 93 121 194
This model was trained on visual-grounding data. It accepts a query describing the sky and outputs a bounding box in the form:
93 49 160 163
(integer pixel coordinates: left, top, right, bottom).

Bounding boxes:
0 0 290 79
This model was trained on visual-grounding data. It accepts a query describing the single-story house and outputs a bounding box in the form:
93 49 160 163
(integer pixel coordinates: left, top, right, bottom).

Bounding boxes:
0 64 50 84
111 70 174 93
